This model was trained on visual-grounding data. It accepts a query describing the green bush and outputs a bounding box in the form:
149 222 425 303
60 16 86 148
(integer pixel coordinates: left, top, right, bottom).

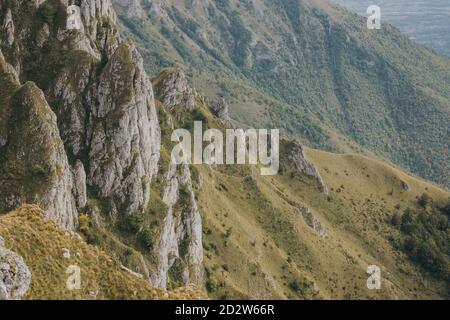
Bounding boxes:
206 275 219 292
148 196 167 216
78 214 90 233
119 212 144 234
193 109 208 123
395 205 449 283
138 227 154 249
288 280 301 292
417 193 432 208
38 2 57 25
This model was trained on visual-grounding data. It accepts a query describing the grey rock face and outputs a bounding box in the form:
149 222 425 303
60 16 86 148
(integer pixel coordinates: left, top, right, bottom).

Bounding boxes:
299 206 327 238
55 0 118 60
0 82 78 229
210 98 232 126
80 0 117 37
153 69 195 112
2 9 14 46
275 189 326 237
120 264 144 279
2 1 160 220
52 1 160 216
52 59 92 158
1 1 202 286
151 160 204 289
72 160 87 209
0 235 32 300
0 49 18 148
88 40 161 213
286 140 329 195
401 180 411 192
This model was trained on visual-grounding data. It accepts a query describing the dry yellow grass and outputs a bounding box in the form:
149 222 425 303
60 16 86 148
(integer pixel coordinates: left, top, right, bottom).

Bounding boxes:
194 146 450 299
0 205 205 300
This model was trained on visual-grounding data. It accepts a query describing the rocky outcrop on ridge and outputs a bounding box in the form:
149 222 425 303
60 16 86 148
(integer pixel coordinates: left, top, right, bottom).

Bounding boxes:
0 235 31 300
152 68 196 112
210 98 232 126
286 140 329 195
150 68 204 289
87 40 161 214
151 160 204 289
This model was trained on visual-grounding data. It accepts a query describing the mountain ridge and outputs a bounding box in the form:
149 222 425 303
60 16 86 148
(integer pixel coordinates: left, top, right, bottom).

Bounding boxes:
113 0 450 190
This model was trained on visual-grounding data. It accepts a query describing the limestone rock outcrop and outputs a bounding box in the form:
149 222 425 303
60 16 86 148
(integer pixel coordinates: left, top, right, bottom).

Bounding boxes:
0 82 78 229
151 160 204 289
88 40 161 213
0 235 32 300
299 206 327 238
72 160 87 210
401 180 411 192
1 9 14 46
153 69 195 112
0 0 161 226
275 189 326 237
2 12 76 226
210 98 232 126
0 0 201 290
286 140 329 195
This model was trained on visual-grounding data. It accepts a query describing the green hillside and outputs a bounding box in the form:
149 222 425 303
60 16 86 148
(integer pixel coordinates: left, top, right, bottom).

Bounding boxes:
114 0 450 189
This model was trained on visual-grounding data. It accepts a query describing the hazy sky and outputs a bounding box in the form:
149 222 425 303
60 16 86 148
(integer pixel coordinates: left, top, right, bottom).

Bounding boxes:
330 0 450 56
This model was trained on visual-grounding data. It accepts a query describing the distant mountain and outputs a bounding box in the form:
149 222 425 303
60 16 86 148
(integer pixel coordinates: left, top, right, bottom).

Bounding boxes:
330 0 450 56
113 0 450 190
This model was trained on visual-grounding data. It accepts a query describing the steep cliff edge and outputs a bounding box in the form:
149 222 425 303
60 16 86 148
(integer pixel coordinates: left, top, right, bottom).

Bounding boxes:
0 51 77 229
0 0 161 226
150 68 204 289
0 82 78 229
0 0 201 294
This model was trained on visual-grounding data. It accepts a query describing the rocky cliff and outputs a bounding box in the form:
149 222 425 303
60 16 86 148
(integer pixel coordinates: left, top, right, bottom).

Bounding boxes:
0 0 202 291
285 140 329 195
0 0 161 225
151 160 203 289
0 51 78 229
150 68 204 289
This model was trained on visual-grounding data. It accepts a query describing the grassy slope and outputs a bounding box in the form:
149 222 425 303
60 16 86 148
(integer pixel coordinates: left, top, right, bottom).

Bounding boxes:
195 143 450 299
146 75 449 299
0 205 204 300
